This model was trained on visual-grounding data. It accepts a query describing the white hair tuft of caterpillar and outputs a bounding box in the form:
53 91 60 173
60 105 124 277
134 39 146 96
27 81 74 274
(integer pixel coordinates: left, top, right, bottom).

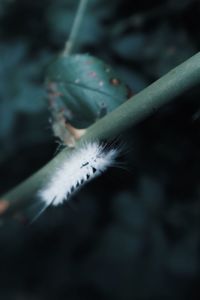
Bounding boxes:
32 142 118 222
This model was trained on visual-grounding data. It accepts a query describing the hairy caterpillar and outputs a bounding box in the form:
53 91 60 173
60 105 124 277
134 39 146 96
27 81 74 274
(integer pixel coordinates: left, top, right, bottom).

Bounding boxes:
32 142 118 222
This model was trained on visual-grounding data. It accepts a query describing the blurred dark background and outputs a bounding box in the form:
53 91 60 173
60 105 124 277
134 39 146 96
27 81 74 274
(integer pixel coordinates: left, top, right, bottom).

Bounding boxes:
1 0 200 299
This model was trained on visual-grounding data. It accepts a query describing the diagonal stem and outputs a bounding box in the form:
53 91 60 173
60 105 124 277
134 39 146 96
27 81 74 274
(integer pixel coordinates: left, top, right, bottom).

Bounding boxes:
2 52 200 216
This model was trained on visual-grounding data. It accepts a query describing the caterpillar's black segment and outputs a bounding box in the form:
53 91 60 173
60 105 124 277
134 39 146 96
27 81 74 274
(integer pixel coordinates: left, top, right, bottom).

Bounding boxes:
92 167 97 173
37 142 118 215
81 162 89 168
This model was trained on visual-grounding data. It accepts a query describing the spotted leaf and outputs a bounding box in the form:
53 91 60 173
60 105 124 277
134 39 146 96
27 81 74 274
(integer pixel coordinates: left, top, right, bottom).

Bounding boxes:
46 54 133 145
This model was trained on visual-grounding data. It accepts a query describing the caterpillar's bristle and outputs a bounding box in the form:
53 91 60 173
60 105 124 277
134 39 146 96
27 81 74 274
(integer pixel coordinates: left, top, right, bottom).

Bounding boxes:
35 141 119 220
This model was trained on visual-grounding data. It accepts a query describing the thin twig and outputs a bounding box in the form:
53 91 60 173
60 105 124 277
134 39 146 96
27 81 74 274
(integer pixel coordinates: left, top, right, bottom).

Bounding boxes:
62 0 89 56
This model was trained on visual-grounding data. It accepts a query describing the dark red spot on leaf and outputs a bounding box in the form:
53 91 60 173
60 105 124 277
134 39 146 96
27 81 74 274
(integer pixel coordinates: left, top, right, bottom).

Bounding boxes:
110 78 121 86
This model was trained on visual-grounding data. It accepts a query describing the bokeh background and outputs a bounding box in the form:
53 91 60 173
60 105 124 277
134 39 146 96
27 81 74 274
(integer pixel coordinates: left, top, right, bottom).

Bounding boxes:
1 0 200 299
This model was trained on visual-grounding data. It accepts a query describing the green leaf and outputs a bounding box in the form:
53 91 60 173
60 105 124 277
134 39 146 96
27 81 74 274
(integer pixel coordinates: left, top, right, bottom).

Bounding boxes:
46 54 132 131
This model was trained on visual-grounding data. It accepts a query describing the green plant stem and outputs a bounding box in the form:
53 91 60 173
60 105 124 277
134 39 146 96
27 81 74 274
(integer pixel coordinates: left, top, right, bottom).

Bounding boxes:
63 0 89 56
2 52 200 215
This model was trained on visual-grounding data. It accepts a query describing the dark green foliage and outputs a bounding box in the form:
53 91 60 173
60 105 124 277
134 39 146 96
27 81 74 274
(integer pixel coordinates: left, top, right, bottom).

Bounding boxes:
0 42 51 168
112 24 196 77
